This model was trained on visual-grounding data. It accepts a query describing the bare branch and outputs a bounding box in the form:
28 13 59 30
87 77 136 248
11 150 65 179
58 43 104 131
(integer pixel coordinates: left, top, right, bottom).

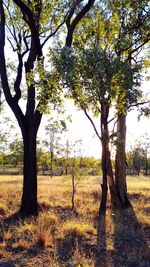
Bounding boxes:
13 53 23 102
41 16 67 47
108 116 116 124
84 109 101 141
127 34 150 61
128 101 150 109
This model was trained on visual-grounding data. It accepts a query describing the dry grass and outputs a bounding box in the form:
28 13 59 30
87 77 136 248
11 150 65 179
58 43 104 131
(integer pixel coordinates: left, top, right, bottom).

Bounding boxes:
0 174 150 266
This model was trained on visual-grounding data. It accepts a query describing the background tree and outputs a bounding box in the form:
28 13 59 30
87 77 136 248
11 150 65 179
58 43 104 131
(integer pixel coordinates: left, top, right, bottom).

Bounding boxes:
9 139 23 167
138 133 150 175
127 133 150 175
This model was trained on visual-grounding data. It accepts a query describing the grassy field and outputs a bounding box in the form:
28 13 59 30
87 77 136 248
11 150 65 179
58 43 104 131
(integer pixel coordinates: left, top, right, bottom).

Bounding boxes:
0 175 150 267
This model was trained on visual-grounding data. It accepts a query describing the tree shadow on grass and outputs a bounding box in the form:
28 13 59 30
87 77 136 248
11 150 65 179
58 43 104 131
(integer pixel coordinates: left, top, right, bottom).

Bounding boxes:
112 207 150 267
94 204 150 267
0 212 21 230
95 213 107 267
0 261 15 267
56 234 76 265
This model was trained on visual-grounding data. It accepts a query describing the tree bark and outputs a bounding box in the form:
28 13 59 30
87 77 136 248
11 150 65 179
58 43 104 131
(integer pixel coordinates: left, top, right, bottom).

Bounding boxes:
99 102 122 214
107 153 122 209
20 126 38 215
99 138 108 214
115 113 131 208
99 105 109 215
71 156 75 211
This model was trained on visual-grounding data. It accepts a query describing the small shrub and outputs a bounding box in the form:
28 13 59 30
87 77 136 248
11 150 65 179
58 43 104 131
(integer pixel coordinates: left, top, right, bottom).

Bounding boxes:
36 213 58 249
36 228 50 249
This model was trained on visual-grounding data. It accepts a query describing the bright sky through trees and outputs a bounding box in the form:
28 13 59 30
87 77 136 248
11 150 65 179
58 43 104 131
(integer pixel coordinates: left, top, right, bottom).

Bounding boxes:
38 80 150 159
1 78 149 159
1 70 149 159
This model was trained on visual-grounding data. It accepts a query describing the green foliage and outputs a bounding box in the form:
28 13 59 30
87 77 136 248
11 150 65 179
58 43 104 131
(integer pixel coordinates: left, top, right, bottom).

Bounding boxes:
9 140 23 166
52 46 142 117
37 149 51 172
127 133 150 175
138 106 150 120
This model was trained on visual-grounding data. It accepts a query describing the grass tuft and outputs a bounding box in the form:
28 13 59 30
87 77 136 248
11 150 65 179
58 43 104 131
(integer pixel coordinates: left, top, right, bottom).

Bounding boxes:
62 220 96 239
0 202 7 215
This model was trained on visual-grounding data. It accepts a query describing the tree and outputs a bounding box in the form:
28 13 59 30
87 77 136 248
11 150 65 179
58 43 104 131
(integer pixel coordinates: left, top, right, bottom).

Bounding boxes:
9 139 23 166
65 139 88 211
53 46 138 212
0 0 95 216
52 0 150 213
0 115 16 153
108 0 150 208
78 0 150 209
133 153 141 175
128 134 150 175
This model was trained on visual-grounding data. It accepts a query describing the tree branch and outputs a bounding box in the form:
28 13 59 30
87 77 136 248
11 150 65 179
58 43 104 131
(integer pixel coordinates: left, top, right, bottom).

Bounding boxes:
66 0 95 47
66 0 82 28
41 16 67 47
13 0 42 59
84 109 101 141
13 53 23 102
128 101 150 109
127 34 150 61
0 1 25 129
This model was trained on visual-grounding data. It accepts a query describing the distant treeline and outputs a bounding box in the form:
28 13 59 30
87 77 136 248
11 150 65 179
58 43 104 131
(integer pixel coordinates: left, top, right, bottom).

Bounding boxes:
0 150 149 176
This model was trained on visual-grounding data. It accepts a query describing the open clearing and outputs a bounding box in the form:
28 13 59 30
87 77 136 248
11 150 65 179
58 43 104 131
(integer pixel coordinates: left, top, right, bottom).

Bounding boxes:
0 175 150 267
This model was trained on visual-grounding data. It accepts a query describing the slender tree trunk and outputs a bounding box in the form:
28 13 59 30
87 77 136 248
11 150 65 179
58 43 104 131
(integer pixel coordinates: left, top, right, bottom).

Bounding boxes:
115 113 131 208
99 137 108 214
20 126 38 215
99 106 109 215
145 149 148 175
71 157 75 211
71 174 75 211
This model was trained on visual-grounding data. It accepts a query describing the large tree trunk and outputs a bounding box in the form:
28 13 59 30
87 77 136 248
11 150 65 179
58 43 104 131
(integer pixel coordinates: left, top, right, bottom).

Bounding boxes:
99 103 121 214
20 126 38 215
115 113 131 208
107 153 122 209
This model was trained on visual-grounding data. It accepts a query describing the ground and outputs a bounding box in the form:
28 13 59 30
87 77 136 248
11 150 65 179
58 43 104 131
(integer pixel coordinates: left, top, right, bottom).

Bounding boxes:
0 175 150 267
